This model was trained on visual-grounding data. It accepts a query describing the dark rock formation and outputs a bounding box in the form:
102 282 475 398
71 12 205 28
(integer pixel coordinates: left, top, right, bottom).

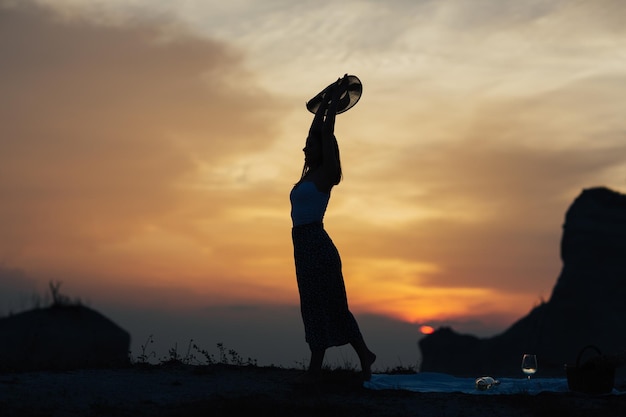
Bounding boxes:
419 186 626 378
0 304 130 372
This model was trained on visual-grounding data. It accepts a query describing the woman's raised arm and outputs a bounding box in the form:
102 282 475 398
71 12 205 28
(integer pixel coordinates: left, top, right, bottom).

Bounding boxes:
318 75 348 190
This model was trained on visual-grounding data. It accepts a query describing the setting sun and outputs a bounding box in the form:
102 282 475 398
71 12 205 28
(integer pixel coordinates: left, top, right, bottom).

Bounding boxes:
420 325 435 335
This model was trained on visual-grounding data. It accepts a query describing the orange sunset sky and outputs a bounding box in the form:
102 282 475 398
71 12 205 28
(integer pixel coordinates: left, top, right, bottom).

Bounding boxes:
1 0 625 368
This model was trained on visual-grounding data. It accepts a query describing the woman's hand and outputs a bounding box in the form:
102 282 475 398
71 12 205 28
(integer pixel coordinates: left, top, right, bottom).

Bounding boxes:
329 74 348 101
310 74 349 138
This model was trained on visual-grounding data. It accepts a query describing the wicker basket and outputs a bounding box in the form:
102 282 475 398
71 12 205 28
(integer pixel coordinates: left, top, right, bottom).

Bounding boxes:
565 345 615 394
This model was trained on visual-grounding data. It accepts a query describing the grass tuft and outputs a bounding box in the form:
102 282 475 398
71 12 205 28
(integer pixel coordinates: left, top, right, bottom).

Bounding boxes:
130 337 258 369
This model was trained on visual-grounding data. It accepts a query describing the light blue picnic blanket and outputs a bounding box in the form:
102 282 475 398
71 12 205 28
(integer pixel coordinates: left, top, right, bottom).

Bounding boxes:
364 372 622 395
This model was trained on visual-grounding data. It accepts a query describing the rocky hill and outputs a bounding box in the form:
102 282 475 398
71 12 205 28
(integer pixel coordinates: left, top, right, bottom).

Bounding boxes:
419 186 626 378
0 303 130 371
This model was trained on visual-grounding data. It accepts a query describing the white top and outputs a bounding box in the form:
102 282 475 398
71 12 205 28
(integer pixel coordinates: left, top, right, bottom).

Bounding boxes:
290 181 330 226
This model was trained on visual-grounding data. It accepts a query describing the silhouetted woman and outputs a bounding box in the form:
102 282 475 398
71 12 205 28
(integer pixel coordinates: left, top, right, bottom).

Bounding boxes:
290 75 376 383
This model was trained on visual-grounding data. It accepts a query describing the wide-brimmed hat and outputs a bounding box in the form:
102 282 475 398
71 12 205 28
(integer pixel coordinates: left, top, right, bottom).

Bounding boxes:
306 75 362 115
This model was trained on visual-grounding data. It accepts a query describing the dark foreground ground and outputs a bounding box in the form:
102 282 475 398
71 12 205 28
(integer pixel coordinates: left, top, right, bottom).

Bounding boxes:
1 364 625 417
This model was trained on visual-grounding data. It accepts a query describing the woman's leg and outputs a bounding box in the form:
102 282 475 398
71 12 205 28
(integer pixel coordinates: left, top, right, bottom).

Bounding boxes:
308 349 325 374
350 337 376 381
294 348 325 384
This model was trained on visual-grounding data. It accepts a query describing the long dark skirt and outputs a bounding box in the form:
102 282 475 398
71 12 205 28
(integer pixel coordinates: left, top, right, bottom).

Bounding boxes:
291 222 363 351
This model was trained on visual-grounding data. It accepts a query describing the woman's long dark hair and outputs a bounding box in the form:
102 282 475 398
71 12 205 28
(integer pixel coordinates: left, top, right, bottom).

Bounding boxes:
298 134 342 185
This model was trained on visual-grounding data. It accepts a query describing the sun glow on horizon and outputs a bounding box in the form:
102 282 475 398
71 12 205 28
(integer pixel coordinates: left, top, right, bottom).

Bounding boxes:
420 325 435 335
347 277 538 330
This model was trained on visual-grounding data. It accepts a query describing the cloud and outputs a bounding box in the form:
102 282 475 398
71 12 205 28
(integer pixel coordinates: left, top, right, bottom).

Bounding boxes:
0 266 41 314
328 73 626 300
0 2 287 270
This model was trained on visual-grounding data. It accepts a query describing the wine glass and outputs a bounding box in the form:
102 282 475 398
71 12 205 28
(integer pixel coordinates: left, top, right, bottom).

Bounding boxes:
521 354 538 380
